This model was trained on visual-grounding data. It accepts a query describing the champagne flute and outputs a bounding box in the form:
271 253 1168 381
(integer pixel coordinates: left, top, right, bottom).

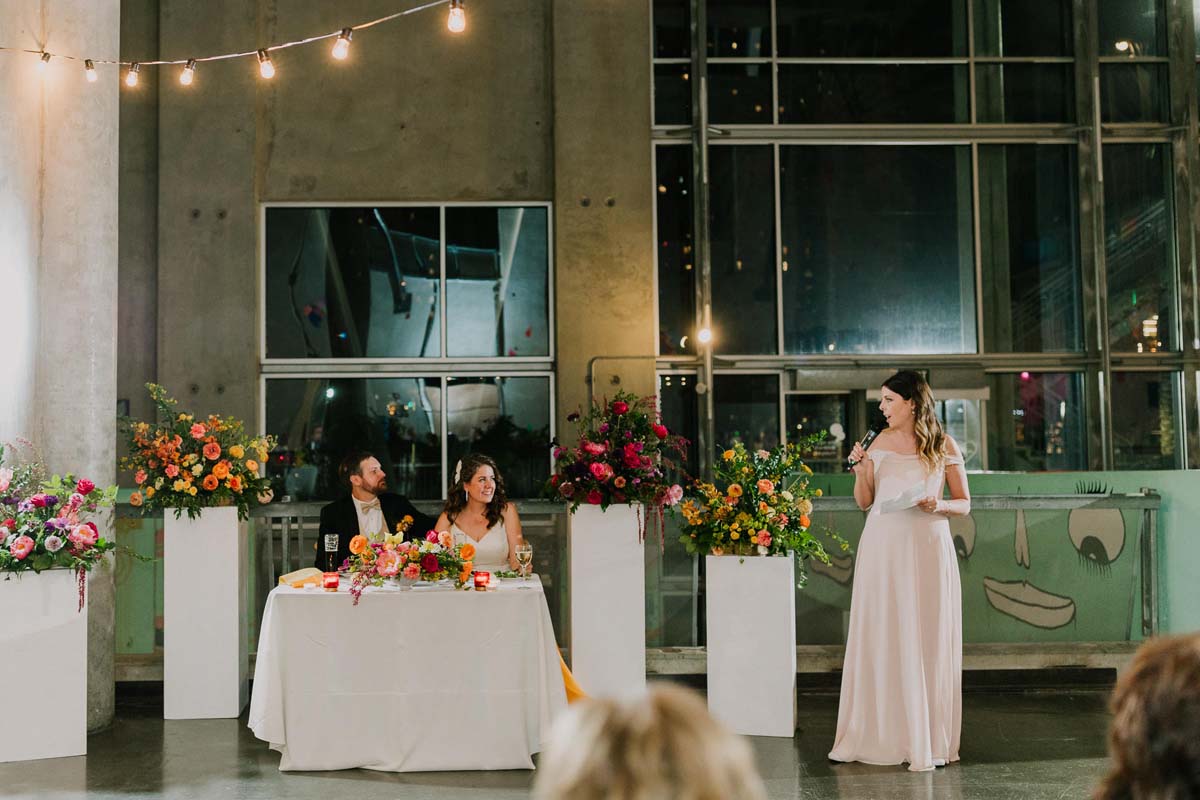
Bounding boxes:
515 542 533 581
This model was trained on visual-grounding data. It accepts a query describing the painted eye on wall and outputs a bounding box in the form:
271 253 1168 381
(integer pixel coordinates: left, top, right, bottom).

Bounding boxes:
950 514 975 560
1068 508 1125 568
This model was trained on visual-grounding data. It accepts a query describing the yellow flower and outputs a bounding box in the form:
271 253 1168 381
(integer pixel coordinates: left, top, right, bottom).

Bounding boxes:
728 483 743 498
192 464 203 476
188 486 198 496
730 531 740 540
172 480 185 492
229 445 245 459
799 499 813 515
722 450 735 461
815 489 823 497
145 486 156 499
802 464 813 475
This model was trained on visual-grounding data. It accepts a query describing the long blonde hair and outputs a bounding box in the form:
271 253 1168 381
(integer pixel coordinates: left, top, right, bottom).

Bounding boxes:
883 370 947 474
533 684 767 800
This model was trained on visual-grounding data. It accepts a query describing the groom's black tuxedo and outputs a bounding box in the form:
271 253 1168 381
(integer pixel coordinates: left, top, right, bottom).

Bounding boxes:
314 493 437 571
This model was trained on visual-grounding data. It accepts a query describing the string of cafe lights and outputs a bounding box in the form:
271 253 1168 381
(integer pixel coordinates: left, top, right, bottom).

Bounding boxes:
1 0 465 87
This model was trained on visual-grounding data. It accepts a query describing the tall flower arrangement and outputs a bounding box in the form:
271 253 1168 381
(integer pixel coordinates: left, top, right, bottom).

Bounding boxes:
545 391 688 539
120 384 277 520
679 440 847 584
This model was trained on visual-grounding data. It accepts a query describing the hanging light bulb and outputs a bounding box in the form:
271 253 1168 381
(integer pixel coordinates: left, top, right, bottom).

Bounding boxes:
332 28 353 60
38 52 51 72
257 49 275 79
447 0 466 33
180 59 196 86
125 62 140 87
84 59 98 83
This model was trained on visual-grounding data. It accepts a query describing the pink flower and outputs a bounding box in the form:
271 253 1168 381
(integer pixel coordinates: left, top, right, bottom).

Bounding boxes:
190 423 207 439
376 550 401 577
403 563 421 580
437 530 454 548
30 494 48 508
165 464 180 478
652 424 668 439
756 531 772 547
134 469 147 485
75 478 95 495
559 482 576 499
0 467 12 492
589 462 614 482
421 553 439 573
68 492 86 509
581 441 606 456
614 476 627 489
586 490 603 505
611 400 629 415
774 514 789 526
756 449 770 460
553 446 566 460
68 525 98 549
9 535 34 560
756 479 775 496
425 530 439 543
665 484 684 506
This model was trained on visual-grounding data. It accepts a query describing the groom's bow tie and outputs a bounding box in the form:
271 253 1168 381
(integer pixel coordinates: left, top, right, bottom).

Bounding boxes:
360 500 381 512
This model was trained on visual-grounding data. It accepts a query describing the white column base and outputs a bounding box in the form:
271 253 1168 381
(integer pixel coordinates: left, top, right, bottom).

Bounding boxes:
568 503 646 698
0 570 87 762
705 554 797 737
164 506 248 719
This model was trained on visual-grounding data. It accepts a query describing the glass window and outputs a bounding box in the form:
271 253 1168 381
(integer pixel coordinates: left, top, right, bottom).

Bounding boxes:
443 376 551 499
659 374 700 478
714 374 780 452
265 207 440 359
937 398 984 470
1100 64 1168 123
978 145 1083 352
778 65 968 124
785 393 849 473
1103 145 1177 352
653 0 690 58
656 146 696 356
654 64 692 126
987 372 1086 471
706 0 770 57
776 0 966 57
445 207 549 358
976 64 1074 123
709 146 777 354
1112 372 1181 469
707 64 773 124
1098 0 1165 56
973 0 1072 56
779 145 976 355
264 377 442 501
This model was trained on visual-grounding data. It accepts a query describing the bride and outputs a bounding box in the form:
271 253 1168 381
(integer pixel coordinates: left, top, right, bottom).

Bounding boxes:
434 453 521 572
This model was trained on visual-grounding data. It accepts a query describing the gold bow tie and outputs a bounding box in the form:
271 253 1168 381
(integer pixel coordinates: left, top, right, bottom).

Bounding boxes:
360 500 381 512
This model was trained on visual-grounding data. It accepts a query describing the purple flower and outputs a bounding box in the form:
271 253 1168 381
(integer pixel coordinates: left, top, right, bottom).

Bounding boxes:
1 496 16 506
17 500 34 513
44 517 69 532
44 535 64 553
599 423 610 434
43 495 60 508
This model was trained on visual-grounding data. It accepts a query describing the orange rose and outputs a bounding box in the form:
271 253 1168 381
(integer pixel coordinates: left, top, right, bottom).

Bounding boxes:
459 542 476 561
348 535 368 555
202 442 221 460
799 514 811 529
459 562 474 583
228 476 242 492
129 491 144 507
728 483 743 497
202 474 219 491
212 460 231 480
245 459 259 473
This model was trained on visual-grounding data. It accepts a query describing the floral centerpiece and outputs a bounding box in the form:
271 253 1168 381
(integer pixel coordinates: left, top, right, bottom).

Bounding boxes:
0 441 119 610
545 391 688 541
120 384 276 520
342 523 477 605
679 440 846 584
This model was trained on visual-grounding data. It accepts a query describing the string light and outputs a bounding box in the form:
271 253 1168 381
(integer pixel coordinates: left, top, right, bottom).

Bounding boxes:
257 49 275 79
448 0 466 33
332 28 353 60
84 59 97 82
180 59 196 85
38 52 50 72
125 62 140 87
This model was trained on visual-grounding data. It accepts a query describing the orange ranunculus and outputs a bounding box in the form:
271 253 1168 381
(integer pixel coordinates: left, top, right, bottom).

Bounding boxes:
727 483 743 497
348 535 368 555
245 459 259 473
459 542 476 561
202 442 221 460
799 514 811 529
228 476 242 492
212 460 231 480
202 474 219 491
129 491 144 507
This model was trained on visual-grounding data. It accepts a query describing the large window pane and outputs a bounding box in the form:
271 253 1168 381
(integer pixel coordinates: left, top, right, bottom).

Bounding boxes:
1100 64 1168 122
978 145 1082 352
1098 0 1165 56
974 0 1072 56
656 146 696 356
987 372 1086 471
265 207 440 358
937 398 984 470
659 374 700 478
653 0 689 58
444 376 550 498
1112 372 1181 469
976 64 1074 123
654 63 692 126
710 146 777 354
780 145 976 354
707 63 773 124
1103 145 1177 352
714 374 780 452
776 0 966 57
778 65 968 124
785 393 849 473
706 0 770 57
445 207 549 358
264 377 442 501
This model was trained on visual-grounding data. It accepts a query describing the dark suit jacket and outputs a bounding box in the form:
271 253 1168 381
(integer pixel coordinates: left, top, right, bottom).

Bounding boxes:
315 493 437 571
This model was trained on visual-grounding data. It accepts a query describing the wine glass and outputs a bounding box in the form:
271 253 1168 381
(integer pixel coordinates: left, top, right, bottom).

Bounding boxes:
515 542 533 581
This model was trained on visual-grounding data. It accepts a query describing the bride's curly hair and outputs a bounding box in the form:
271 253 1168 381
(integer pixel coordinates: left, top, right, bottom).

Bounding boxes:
442 452 509 528
882 370 947 475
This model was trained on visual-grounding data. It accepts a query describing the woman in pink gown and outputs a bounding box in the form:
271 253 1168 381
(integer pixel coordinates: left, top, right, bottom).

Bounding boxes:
829 370 971 772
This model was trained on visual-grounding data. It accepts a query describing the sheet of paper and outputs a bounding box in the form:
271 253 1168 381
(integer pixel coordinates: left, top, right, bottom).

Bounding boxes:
876 482 927 514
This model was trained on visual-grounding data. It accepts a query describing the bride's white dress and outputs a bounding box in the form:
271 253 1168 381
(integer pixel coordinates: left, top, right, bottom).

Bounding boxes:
451 520 510 572
828 447 964 772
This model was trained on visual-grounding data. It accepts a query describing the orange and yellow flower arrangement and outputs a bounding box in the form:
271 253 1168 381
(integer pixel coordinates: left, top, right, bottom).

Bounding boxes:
342 515 477 605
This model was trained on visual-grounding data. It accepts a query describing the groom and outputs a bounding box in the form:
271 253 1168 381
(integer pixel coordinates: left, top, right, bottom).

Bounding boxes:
314 450 437 571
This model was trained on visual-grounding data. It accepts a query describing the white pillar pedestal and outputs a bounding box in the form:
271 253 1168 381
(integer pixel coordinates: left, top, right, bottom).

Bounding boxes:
0 570 87 762
164 506 248 719
568 503 646 698
705 554 797 737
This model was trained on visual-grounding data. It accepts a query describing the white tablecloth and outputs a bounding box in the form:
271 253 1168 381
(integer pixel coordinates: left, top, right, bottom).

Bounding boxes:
248 576 567 772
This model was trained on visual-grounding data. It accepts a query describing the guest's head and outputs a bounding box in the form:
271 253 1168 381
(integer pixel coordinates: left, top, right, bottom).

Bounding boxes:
881 369 946 472
533 683 767 800
443 453 508 527
1095 634 1200 800
340 451 387 497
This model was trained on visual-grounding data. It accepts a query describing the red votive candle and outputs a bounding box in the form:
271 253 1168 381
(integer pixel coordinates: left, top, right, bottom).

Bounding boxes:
322 572 340 592
474 572 490 591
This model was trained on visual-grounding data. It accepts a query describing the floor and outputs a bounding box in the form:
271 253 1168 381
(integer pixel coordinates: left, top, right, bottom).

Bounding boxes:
1 685 1112 799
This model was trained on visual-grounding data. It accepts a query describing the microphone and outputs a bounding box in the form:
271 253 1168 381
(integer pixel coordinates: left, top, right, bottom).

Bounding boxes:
846 428 879 470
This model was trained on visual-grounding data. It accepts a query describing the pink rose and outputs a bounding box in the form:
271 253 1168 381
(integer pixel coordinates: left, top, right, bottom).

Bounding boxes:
30 494 47 508
75 478 95 495
756 479 775 496
134 469 147 485
586 490 603 505
403 563 421 580
190 423 207 439
553 446 566 460
611 400 629 415
421 553 439 574
165 464 180 479
376 550 401 577
68 492 86 509
589 462 614 482
9 535 34 560
665 484 684 506
652 424 668 439
581 441 606 456
0 467 12 493
425 530 439 543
